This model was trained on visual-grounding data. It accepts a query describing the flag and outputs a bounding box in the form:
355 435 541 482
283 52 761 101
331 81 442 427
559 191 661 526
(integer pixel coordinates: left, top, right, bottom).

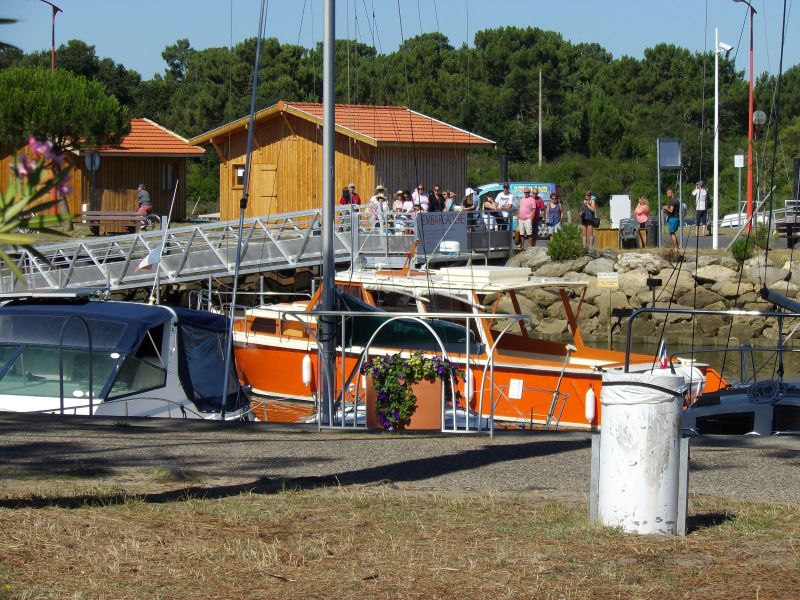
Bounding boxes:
134 244 163 272
657 340 668 369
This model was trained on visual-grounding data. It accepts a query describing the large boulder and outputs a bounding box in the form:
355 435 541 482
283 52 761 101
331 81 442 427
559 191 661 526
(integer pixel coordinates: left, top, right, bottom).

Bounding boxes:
654 268 696 296
730 318 766 340
746 266 789 285
535 317 568 336
616 252 667 274
694 265 737 285
533 255 591 277
712 279 755 297
495 294 542 321
593 290 629 316
719 256 741 270
617 268 650 295
649 301 693 324
507 246 549 270
517 287 560 308
697 314 728 336
743 255 772 270
546 299 599 320
676 287 725 308
583 257 615 276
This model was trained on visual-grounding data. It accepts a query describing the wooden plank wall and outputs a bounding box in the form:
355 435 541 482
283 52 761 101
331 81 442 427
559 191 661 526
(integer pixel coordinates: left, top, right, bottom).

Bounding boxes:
73 157 187 220
2 150 188 221
374 146 468 199
218 112 375 220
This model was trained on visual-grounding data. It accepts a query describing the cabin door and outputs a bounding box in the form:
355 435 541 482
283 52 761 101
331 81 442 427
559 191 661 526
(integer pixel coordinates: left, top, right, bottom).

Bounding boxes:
252 164 277 217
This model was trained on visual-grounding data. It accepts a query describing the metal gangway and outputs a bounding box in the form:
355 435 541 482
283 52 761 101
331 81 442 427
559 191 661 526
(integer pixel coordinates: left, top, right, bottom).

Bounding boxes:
0 206 513 292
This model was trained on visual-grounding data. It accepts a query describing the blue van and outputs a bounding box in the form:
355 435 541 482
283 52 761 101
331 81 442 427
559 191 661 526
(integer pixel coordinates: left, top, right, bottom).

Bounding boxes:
476 182 559 239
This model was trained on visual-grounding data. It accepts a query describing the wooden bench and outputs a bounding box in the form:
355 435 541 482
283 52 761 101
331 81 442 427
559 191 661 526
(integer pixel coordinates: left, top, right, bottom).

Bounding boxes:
775 220 800 248
82 211 145 235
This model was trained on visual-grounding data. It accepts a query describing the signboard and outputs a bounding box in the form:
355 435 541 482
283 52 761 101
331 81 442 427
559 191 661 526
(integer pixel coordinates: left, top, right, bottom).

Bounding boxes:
657 138 682 169
84 151 100 172
734 154 745 168
596 272 619 289
609 195 631 229
415 212 468 255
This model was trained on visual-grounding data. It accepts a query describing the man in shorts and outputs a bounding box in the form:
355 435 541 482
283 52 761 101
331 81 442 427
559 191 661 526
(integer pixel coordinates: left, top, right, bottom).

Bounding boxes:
517 188 535 250
662 187 681 249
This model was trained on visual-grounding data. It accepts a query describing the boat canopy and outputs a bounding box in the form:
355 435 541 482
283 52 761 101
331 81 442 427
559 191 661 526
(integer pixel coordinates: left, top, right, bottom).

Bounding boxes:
172 307 247 413
333 290 484 354
0 299 173 353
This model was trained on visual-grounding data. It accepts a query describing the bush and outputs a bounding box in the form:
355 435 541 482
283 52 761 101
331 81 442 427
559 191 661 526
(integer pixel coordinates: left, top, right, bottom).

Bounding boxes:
547 223 585 261
730 236 755 265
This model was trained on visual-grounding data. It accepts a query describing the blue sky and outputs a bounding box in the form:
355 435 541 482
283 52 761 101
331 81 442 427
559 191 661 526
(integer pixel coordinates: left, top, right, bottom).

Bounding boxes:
4 0 797 79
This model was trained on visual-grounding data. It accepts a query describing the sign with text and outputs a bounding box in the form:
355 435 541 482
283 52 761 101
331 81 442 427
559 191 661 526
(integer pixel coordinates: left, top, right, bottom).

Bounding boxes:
415 212 468 255
596 272 619 289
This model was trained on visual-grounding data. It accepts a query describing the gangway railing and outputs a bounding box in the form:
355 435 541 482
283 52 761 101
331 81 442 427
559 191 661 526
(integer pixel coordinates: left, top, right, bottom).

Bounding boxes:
0 208 356 293
0 205 514 292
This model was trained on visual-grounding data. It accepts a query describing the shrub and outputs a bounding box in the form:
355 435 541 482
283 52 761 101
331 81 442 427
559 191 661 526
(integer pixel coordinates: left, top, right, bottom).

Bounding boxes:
753 223 769 248
547 223 585 261
730 236 755 265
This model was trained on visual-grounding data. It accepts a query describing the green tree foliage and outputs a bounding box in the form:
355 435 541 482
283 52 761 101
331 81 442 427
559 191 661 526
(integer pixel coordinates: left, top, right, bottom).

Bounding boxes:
1 26 794 217
0 67 129 152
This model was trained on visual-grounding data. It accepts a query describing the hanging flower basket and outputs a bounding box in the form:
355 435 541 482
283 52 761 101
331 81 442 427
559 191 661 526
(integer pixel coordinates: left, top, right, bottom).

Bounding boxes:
361 352 464 431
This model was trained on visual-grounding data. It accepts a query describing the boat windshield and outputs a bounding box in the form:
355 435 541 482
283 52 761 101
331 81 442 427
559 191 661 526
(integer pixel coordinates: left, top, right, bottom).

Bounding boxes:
0 344 119 401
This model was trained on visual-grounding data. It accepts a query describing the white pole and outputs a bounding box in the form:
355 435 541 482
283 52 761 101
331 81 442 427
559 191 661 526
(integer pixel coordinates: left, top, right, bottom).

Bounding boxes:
713 27 720 250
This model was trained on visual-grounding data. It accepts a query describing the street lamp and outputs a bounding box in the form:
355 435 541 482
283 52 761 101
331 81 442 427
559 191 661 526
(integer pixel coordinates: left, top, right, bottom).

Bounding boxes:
733 0 757 232
713 28 733 250
39 0 62 71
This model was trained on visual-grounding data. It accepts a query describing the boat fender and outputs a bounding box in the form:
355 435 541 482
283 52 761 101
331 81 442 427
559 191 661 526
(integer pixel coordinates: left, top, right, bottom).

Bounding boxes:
301 353 313 387
585 387 596 423
465 369 475 403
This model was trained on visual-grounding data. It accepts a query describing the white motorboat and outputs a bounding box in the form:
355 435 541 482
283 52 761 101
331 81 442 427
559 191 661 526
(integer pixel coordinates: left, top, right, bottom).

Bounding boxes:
0 292 251 420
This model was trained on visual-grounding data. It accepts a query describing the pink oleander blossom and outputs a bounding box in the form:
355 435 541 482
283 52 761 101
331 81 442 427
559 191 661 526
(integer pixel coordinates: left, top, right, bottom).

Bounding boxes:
55 172 72 197
27 135 54 161
10 154 33 179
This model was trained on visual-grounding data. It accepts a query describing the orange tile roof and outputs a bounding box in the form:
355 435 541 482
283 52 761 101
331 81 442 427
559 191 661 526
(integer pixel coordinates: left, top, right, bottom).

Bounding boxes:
189 101 494 147
95 118 205 157
285 102 494 146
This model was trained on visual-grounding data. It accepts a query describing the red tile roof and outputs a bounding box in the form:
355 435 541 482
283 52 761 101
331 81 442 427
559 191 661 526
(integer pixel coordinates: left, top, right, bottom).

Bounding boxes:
284 102 494 146
189 101 494 147
95 118 205 157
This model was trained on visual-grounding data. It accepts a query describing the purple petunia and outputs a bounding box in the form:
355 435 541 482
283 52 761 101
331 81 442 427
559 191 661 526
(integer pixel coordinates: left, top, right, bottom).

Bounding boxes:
377 390 389 402
28 135 54 161
391 410 400 419
55 172 72 197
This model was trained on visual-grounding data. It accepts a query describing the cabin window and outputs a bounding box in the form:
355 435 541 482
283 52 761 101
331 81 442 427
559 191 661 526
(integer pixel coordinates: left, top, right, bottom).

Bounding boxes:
250 318 277 334
162 163 174 192
108 325 166 398
233 164 246 189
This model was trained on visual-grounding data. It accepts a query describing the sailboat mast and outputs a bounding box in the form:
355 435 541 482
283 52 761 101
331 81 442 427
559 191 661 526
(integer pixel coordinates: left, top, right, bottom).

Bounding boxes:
219 0 267 419
320 0 336 425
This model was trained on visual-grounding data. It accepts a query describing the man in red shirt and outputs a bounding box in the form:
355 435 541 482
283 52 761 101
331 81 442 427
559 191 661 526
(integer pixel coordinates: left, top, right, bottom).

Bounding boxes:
339 182 362 205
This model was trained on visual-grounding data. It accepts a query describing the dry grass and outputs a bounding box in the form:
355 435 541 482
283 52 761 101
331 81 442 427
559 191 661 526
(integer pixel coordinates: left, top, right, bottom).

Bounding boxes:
0 480 798 600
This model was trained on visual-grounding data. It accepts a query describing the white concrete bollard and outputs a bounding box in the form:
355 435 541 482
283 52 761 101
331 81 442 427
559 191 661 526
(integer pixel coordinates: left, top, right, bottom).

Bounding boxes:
598 371 685 535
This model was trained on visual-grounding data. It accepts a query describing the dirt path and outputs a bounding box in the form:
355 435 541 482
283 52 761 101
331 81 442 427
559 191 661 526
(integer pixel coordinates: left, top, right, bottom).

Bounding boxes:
0 414 797 504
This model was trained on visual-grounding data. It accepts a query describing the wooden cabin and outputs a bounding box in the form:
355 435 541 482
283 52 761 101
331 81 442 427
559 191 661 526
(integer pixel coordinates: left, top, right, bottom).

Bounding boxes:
189 101 495 220
0 118 204 221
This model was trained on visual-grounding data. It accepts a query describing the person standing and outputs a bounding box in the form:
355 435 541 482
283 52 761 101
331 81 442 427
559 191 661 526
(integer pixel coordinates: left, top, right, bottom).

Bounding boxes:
494 183 514 230
428 184 445 212
348 183 362 205
412 184 429 211
691 180 709 236
368 185 388 228
531 190 546 246
580 192 596 249
634 195 651 227
517 188 535 250
662 187 681 249
545 193 562 236
338 186 352 205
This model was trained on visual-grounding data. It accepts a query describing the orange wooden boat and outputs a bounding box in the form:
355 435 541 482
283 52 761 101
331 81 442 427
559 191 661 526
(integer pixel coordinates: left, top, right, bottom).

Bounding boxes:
234 265 726 429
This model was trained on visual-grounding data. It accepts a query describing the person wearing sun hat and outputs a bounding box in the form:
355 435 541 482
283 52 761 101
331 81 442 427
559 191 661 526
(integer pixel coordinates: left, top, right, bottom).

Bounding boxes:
368 184 388 228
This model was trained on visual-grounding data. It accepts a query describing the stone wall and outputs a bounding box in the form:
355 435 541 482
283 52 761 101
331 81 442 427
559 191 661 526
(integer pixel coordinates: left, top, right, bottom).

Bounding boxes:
506 248 800 344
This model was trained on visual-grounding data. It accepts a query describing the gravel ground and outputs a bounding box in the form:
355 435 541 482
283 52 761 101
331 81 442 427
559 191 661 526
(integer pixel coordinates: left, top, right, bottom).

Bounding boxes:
0 414 797 504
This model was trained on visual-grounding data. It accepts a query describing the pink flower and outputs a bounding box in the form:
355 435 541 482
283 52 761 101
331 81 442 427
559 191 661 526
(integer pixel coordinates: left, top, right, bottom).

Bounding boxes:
55 172 72 197
10 154 33 179
28 135 54 160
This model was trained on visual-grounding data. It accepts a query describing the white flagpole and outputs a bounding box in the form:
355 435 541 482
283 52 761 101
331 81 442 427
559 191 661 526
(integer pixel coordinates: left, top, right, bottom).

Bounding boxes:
148 179 179 305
